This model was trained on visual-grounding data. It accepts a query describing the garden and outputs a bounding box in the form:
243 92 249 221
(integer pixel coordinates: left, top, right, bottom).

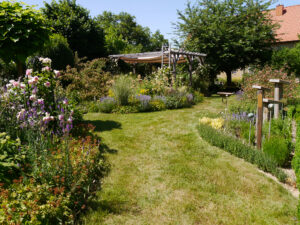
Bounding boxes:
1 0 300 224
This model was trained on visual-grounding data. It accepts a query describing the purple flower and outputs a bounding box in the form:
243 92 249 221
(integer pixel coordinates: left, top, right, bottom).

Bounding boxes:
186 93 193 102
100 96 115 103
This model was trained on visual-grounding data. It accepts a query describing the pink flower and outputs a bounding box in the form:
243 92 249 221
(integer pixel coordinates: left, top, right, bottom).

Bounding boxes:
44 81 51 87
12 81 19 88
54 70 61 77
42 66 51 72
26 69 32 76
33 76 39 82
43 112 54 123
29 95 36 101
20 83 25 89
63 99 68 105
37 99 44 105
58 114 64 121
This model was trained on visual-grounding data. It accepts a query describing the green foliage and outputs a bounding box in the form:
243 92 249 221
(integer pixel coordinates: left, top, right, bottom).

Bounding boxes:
149 99 166 111
40 33 74 70
112 76 133 106
292 121 300 219
0 1 51 74
95 11 167 54
61 58 111 101
229 98 256 114
228 120 256 145
176 0 276 84
193 91 204 103
263 136 290 167
271 42 300 77
242 66 298 102
0 133 24 183
42 0 106 59
198 123 287 182
0 59 17 80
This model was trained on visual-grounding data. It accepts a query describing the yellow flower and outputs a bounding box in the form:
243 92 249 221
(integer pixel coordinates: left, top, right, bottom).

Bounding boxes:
108 89 114 97
139 89 148 95
199 117 224 130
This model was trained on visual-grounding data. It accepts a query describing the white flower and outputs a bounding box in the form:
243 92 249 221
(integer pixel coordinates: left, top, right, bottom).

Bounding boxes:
54 70 61 77
6 83 12 88
58 114 64 121
43 58 52 64
63 99 68 105
42 66 51 72
29 95 36 101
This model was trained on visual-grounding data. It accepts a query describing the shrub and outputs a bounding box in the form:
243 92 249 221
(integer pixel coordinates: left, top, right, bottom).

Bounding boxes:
150 99 166 111
193 91 204 103
135 95 152 112
61 58 111 102
263 136 290 167
271 42 300 77
198 123 287 182
242 66 298 102
292 121 300 219
40 33 74 70
0 133 24 183
98 97 117 113
112 76 133 106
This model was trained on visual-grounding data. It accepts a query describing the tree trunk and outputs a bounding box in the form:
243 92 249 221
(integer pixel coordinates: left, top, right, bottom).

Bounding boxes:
225 70 232 86
16 61 24 77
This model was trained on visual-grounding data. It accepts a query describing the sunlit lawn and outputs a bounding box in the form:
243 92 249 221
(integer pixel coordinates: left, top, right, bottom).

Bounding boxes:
82 97 297 225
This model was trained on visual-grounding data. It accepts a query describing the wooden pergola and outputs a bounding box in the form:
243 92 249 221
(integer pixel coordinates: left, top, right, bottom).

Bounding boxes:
109 45 206 86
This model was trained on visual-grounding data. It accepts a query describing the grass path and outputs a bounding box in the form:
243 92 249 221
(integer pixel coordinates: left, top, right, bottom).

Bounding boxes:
82 98 297 225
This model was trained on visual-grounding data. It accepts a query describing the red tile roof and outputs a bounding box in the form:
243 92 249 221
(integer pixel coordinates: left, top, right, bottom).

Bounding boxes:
269 4 300 43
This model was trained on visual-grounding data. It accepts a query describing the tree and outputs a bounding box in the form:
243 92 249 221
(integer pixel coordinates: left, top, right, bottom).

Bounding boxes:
271 40 300 77
42 0 106 59
176 0 277 85
0 1 51 76
96 11 168 54
40 33 75 70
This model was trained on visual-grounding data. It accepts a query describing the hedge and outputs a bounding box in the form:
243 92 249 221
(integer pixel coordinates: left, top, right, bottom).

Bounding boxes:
197 123 287 182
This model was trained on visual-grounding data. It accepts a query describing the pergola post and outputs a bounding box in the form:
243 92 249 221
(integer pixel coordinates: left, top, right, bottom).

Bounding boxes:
186 55 193 87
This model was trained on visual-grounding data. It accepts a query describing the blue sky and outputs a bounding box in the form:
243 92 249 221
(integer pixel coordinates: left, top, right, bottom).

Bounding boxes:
22 0 300 41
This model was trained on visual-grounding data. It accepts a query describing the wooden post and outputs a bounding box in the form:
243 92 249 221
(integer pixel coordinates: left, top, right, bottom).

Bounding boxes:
269 79 290 119
132 63 136 74
252 85 270 149
257 90 263 149
274 83 281 119
187 56 193 87
161 45 164 69
168 43 171 69
172 55 177 83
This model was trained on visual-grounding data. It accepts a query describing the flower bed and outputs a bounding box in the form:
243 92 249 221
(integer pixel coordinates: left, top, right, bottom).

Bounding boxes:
89 72 204 114
0 58 109 224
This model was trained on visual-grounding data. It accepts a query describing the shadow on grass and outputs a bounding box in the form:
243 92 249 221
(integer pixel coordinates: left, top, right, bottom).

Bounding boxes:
85 120 122 132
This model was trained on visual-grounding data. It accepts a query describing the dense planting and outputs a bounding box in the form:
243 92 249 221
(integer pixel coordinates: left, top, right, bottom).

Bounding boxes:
0 58 109 224
197 123 287 182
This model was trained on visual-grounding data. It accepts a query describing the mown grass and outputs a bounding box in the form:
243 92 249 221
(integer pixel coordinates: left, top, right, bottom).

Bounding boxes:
82 97 297 225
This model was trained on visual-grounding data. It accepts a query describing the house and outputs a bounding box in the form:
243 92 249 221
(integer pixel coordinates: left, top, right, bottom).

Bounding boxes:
269 4 300 48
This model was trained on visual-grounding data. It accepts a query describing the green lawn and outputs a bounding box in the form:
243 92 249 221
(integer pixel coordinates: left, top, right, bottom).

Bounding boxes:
82 97 297 225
